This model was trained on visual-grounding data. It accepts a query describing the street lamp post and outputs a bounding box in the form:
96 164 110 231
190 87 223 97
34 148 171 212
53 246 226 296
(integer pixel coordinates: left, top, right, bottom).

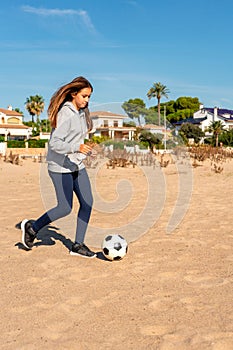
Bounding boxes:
164 105 167 151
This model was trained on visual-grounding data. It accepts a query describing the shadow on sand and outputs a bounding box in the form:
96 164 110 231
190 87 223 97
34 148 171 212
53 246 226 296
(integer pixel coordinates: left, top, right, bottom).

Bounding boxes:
15 220 108 260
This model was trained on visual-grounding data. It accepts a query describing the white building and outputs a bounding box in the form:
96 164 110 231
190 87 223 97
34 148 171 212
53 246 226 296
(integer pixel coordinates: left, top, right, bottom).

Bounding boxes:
0 106 31 140
175 104 233 134
90 111 136 140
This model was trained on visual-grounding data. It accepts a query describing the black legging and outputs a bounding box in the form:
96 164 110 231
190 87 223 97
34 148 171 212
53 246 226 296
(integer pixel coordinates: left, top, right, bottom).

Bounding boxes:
32 168 93 244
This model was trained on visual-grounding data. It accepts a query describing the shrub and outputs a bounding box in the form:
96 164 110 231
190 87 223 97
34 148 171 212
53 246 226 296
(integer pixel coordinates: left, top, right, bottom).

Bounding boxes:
112 141 124 150
27 139 48 148
125 140 137 147
90 135 109 144
103 140 125 149
138 142 148 149
7 140 25 148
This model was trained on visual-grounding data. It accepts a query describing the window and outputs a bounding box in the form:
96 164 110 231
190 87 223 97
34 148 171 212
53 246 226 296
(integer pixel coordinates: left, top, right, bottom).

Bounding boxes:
7 117 20 124
8 135 25 141
114 120 118 127
104 120 108 127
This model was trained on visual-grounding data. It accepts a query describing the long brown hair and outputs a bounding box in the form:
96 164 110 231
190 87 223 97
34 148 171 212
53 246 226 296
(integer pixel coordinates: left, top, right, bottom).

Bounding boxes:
48 76 93 130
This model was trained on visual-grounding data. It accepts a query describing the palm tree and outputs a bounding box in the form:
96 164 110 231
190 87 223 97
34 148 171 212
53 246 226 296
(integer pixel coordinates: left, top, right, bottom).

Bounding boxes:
25 97 36 123
147 82 170 126
208 121 225 147
25 95 45 124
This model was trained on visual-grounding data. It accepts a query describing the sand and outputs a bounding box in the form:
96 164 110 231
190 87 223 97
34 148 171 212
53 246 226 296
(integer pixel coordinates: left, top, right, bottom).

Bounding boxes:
0 154 233 350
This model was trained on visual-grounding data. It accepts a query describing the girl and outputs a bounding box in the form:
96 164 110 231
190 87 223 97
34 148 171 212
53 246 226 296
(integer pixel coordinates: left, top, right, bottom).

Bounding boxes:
21 76 96 258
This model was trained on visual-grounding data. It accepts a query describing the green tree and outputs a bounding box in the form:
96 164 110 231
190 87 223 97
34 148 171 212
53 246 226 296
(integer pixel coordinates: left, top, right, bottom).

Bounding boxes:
146 100 175 125
139 130 162 152
208 121 225 147
219 129 233 146
133 126 143 141
23 120 39 136
174 96 200 110
122 98 146 126
147 82 170 126
123 121 136 127
25 95 45 124
14 107 23 115
24 119 51 136
179 123 204 144
163 100 176 115
40 119 51 133
143 108 158 125
166 97 200 123
167 109 194 123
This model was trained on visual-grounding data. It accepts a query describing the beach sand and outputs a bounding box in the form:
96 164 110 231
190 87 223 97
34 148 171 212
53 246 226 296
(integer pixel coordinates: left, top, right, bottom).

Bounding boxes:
0 154 233 350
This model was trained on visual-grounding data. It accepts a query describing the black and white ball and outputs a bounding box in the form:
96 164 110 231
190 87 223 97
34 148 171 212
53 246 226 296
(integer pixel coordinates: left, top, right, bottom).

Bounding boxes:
101 234 128 261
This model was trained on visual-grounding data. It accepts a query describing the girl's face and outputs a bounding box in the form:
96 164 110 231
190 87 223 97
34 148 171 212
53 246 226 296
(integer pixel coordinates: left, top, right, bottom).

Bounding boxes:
71 87 92 110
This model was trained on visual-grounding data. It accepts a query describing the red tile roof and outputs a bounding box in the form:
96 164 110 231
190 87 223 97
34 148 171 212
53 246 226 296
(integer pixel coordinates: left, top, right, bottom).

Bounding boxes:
143 124 163 129
90 111 126 118
0 108 22 116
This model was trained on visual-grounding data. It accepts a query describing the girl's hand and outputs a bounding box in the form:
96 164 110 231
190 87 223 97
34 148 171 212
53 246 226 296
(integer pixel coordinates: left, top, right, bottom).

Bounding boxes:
79 144 92 155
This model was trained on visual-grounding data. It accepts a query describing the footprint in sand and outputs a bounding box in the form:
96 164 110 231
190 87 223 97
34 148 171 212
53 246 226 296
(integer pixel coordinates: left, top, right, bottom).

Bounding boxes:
148 297 176 312
202 332 233 350
211 243 232 250
158 271 181 279
140 324 174 336
39 257 66 269
180 296 212 313
160 330 197 350
184 275 229 288
39 322 70 341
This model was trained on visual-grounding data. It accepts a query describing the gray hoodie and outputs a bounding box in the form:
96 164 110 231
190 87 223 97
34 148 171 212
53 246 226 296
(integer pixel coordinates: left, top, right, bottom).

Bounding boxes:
46 101 88 173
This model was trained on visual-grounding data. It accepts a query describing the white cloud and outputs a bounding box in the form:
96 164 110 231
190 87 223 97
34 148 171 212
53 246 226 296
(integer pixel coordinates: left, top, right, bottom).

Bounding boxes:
21 6 96 34
125 1 144 11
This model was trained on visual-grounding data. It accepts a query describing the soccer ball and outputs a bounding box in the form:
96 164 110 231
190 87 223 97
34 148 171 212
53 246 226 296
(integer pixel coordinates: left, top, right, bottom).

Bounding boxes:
101 234 128 261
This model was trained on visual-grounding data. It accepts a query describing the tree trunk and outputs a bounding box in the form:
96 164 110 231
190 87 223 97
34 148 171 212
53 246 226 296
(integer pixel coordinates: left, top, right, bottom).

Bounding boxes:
137 116 141 126
157 98 161 126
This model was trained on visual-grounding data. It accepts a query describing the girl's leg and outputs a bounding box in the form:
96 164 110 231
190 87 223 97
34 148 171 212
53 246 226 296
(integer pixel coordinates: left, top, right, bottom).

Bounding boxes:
32 171 74 233
72 168 93 244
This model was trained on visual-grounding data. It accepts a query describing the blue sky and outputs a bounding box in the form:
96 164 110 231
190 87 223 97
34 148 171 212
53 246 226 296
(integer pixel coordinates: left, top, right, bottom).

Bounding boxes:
1 0 233 120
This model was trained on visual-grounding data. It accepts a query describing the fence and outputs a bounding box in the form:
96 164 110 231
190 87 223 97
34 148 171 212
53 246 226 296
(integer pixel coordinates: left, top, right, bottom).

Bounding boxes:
0 142 7 156
0 141 48 157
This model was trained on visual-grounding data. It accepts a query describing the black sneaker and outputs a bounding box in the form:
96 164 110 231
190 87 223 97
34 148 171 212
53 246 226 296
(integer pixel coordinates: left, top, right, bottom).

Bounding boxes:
21 219 37 249
70 243 96 258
